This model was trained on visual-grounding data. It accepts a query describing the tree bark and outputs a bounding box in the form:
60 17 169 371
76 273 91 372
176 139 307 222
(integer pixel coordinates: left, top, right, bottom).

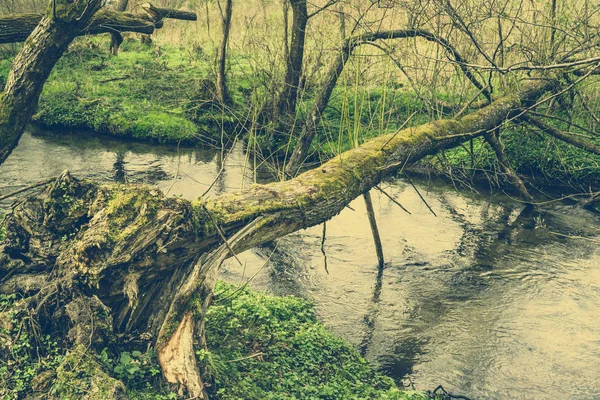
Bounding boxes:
363 191 385 269
277 0 308 117
0 0 105 165
0 10 154 45
216 0 233 105
140 3 197 23
0 5 198 45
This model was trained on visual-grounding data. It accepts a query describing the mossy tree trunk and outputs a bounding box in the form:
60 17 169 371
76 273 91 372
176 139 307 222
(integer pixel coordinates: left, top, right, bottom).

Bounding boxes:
0 77 556 398
0 5 198 46
0 0 104 165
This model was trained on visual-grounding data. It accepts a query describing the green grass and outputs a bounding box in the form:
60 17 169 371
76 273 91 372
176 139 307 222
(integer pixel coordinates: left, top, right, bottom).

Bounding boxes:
309 85 431 158
18 38 238 145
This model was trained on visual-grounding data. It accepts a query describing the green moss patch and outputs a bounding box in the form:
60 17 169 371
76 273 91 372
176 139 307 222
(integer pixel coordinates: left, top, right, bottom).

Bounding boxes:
27 38 232 144
201 282 432 400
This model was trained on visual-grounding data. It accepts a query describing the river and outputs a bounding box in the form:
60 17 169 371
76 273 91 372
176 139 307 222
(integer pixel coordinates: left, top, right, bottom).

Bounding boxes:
1 128 599 400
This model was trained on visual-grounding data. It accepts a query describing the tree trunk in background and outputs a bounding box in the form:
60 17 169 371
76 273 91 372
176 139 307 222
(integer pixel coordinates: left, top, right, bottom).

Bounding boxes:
277 0 307 117
216 0 233 105
0 0 104 165
282 0 290 64
338 4 346 43
110 0 130 55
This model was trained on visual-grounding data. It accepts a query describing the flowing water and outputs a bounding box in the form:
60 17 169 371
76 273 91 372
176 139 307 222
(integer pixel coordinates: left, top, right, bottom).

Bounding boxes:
2 128 600 400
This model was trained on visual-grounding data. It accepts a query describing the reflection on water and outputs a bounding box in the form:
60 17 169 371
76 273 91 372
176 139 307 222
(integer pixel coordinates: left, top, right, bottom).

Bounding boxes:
2 129 600 400
0 129 254 206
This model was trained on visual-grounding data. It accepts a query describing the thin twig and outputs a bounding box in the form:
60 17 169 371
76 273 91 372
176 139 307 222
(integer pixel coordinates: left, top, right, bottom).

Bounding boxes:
406 175 437 216
0 177 56 201
321 222 329 274
380 112 417 150
200 204 245 268
99 74 131 83
374 185 411 214
226 352 264 363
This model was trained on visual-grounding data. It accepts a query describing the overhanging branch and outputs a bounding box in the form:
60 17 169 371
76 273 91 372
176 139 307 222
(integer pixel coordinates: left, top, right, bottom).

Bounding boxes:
0 5 197 45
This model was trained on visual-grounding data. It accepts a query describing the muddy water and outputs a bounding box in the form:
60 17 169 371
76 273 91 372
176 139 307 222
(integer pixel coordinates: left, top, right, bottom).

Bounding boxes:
2 129 600 400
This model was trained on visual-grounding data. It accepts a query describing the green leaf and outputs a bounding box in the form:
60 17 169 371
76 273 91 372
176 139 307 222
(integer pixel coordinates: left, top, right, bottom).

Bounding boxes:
120 352 132 365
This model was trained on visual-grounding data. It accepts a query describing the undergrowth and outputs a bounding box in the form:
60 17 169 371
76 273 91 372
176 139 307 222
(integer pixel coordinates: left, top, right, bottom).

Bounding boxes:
0 282 437 400
425 119 600 189
201 282 432 400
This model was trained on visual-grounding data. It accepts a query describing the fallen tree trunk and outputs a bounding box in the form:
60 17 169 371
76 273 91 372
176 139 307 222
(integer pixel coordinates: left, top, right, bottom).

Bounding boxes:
0 77 556 398
285 28 491 175
140 2 197 22
0 5 197 45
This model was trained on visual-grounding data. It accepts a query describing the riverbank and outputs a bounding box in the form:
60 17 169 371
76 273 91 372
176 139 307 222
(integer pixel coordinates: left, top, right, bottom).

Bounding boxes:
1 38 235 146
0 37 434 150
420 121 600 190
2 37 599 188
0 281 437 400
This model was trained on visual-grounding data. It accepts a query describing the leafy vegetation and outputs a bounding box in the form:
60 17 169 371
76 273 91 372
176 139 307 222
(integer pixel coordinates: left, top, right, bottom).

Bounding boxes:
0 283 436 400
202 282 432 400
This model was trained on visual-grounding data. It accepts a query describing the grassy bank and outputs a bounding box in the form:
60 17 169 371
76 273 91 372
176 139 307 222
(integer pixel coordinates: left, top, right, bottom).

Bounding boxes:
2 37 599 187
0 37 438 153
424 118 600 190
0 282 436 400
1 38 236 146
